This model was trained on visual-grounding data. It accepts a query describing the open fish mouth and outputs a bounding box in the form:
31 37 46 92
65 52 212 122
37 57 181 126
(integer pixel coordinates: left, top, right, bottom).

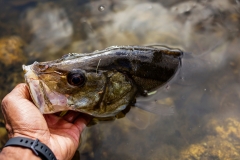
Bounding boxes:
23 64 68 113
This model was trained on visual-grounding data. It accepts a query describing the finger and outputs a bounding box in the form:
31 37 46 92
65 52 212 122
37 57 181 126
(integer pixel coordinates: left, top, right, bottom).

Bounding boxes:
1 83 39 114
1 83 47 132
1 83 32 113
7 83 31 100
73 114 92 132
62 111 80 123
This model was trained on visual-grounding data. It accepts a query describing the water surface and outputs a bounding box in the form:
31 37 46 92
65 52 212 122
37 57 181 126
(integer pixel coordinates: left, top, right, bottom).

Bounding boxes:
0 0 240 159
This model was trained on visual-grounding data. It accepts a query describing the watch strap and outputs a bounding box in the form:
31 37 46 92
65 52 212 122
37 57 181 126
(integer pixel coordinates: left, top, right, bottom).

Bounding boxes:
4 137 56 160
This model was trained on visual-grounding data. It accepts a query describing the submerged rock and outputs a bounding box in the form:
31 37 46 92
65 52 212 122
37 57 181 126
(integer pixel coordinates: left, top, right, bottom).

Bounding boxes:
0 36 26 105
180 118 240 160
22 2 73 59
0 36 26 67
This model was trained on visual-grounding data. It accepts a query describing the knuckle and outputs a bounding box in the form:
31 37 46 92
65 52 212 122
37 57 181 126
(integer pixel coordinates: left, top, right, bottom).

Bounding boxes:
1 83 27 110
1 94 16 110
1 94 12 110
5 124 13 135
15 83 26 89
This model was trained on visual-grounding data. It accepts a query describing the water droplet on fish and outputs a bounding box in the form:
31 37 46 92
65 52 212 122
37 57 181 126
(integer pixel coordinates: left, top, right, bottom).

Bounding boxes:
98 5 105 12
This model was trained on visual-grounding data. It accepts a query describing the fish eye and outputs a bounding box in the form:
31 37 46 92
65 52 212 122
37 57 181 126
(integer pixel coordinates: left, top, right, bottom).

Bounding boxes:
67 70 86 87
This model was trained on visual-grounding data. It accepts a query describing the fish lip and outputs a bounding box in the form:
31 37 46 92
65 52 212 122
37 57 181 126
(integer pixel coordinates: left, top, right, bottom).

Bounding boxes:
23 63 39 75
23 64 68 113
23 61 48 75
23 64 47 113
26 79 47 113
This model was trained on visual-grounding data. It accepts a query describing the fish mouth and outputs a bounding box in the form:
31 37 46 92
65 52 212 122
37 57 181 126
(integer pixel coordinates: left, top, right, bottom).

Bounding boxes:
23 64 68 113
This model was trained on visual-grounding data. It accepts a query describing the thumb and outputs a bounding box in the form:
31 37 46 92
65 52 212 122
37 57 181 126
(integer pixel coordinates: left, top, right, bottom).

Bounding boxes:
7 83 31 100
1 83 36 116
1 83 47 136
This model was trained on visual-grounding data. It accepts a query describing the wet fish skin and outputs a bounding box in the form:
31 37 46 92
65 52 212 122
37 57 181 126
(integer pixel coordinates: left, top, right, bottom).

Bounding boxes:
45 46 182 92
23 46 182 117
97 46 183 93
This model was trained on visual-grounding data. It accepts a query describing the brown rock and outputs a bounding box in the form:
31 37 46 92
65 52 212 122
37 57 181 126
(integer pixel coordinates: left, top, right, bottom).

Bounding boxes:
0 36 26 67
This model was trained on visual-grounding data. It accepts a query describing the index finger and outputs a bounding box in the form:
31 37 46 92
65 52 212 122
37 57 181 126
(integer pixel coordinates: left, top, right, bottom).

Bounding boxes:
3 83 31 102
1 83 34 112
1 83 42 124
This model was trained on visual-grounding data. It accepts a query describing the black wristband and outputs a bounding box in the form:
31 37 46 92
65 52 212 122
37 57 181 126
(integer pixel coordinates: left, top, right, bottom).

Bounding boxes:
4 137 56 160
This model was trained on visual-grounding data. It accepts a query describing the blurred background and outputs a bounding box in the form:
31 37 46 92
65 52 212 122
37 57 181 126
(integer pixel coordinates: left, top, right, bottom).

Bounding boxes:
1 0 240 159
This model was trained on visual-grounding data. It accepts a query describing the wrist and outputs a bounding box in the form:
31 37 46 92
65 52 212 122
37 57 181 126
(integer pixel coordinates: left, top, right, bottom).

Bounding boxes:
13 132 50 146
0 146 41 160
3 137 57 160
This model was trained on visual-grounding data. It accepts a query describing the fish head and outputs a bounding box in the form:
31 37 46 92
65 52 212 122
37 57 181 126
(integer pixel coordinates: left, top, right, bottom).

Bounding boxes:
23 57 136 117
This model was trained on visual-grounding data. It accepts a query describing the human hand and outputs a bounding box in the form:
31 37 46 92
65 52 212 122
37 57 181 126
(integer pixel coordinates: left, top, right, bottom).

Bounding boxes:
1 83 90 160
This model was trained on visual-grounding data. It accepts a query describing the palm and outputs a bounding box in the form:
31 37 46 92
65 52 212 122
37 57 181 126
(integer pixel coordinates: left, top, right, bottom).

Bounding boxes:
44 114 87 159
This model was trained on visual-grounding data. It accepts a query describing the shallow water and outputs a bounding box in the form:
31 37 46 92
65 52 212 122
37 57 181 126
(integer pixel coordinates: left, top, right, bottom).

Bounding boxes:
1 0 240 159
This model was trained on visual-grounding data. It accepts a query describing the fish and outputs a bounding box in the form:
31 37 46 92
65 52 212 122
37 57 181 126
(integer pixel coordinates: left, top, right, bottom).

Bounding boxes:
22 46 182 118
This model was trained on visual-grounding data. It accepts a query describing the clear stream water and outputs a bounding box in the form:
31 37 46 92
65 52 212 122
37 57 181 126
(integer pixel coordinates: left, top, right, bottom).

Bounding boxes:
1 0 240 159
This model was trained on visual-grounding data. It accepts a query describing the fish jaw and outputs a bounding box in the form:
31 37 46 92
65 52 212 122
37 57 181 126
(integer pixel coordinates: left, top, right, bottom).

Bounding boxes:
23 64 68 113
